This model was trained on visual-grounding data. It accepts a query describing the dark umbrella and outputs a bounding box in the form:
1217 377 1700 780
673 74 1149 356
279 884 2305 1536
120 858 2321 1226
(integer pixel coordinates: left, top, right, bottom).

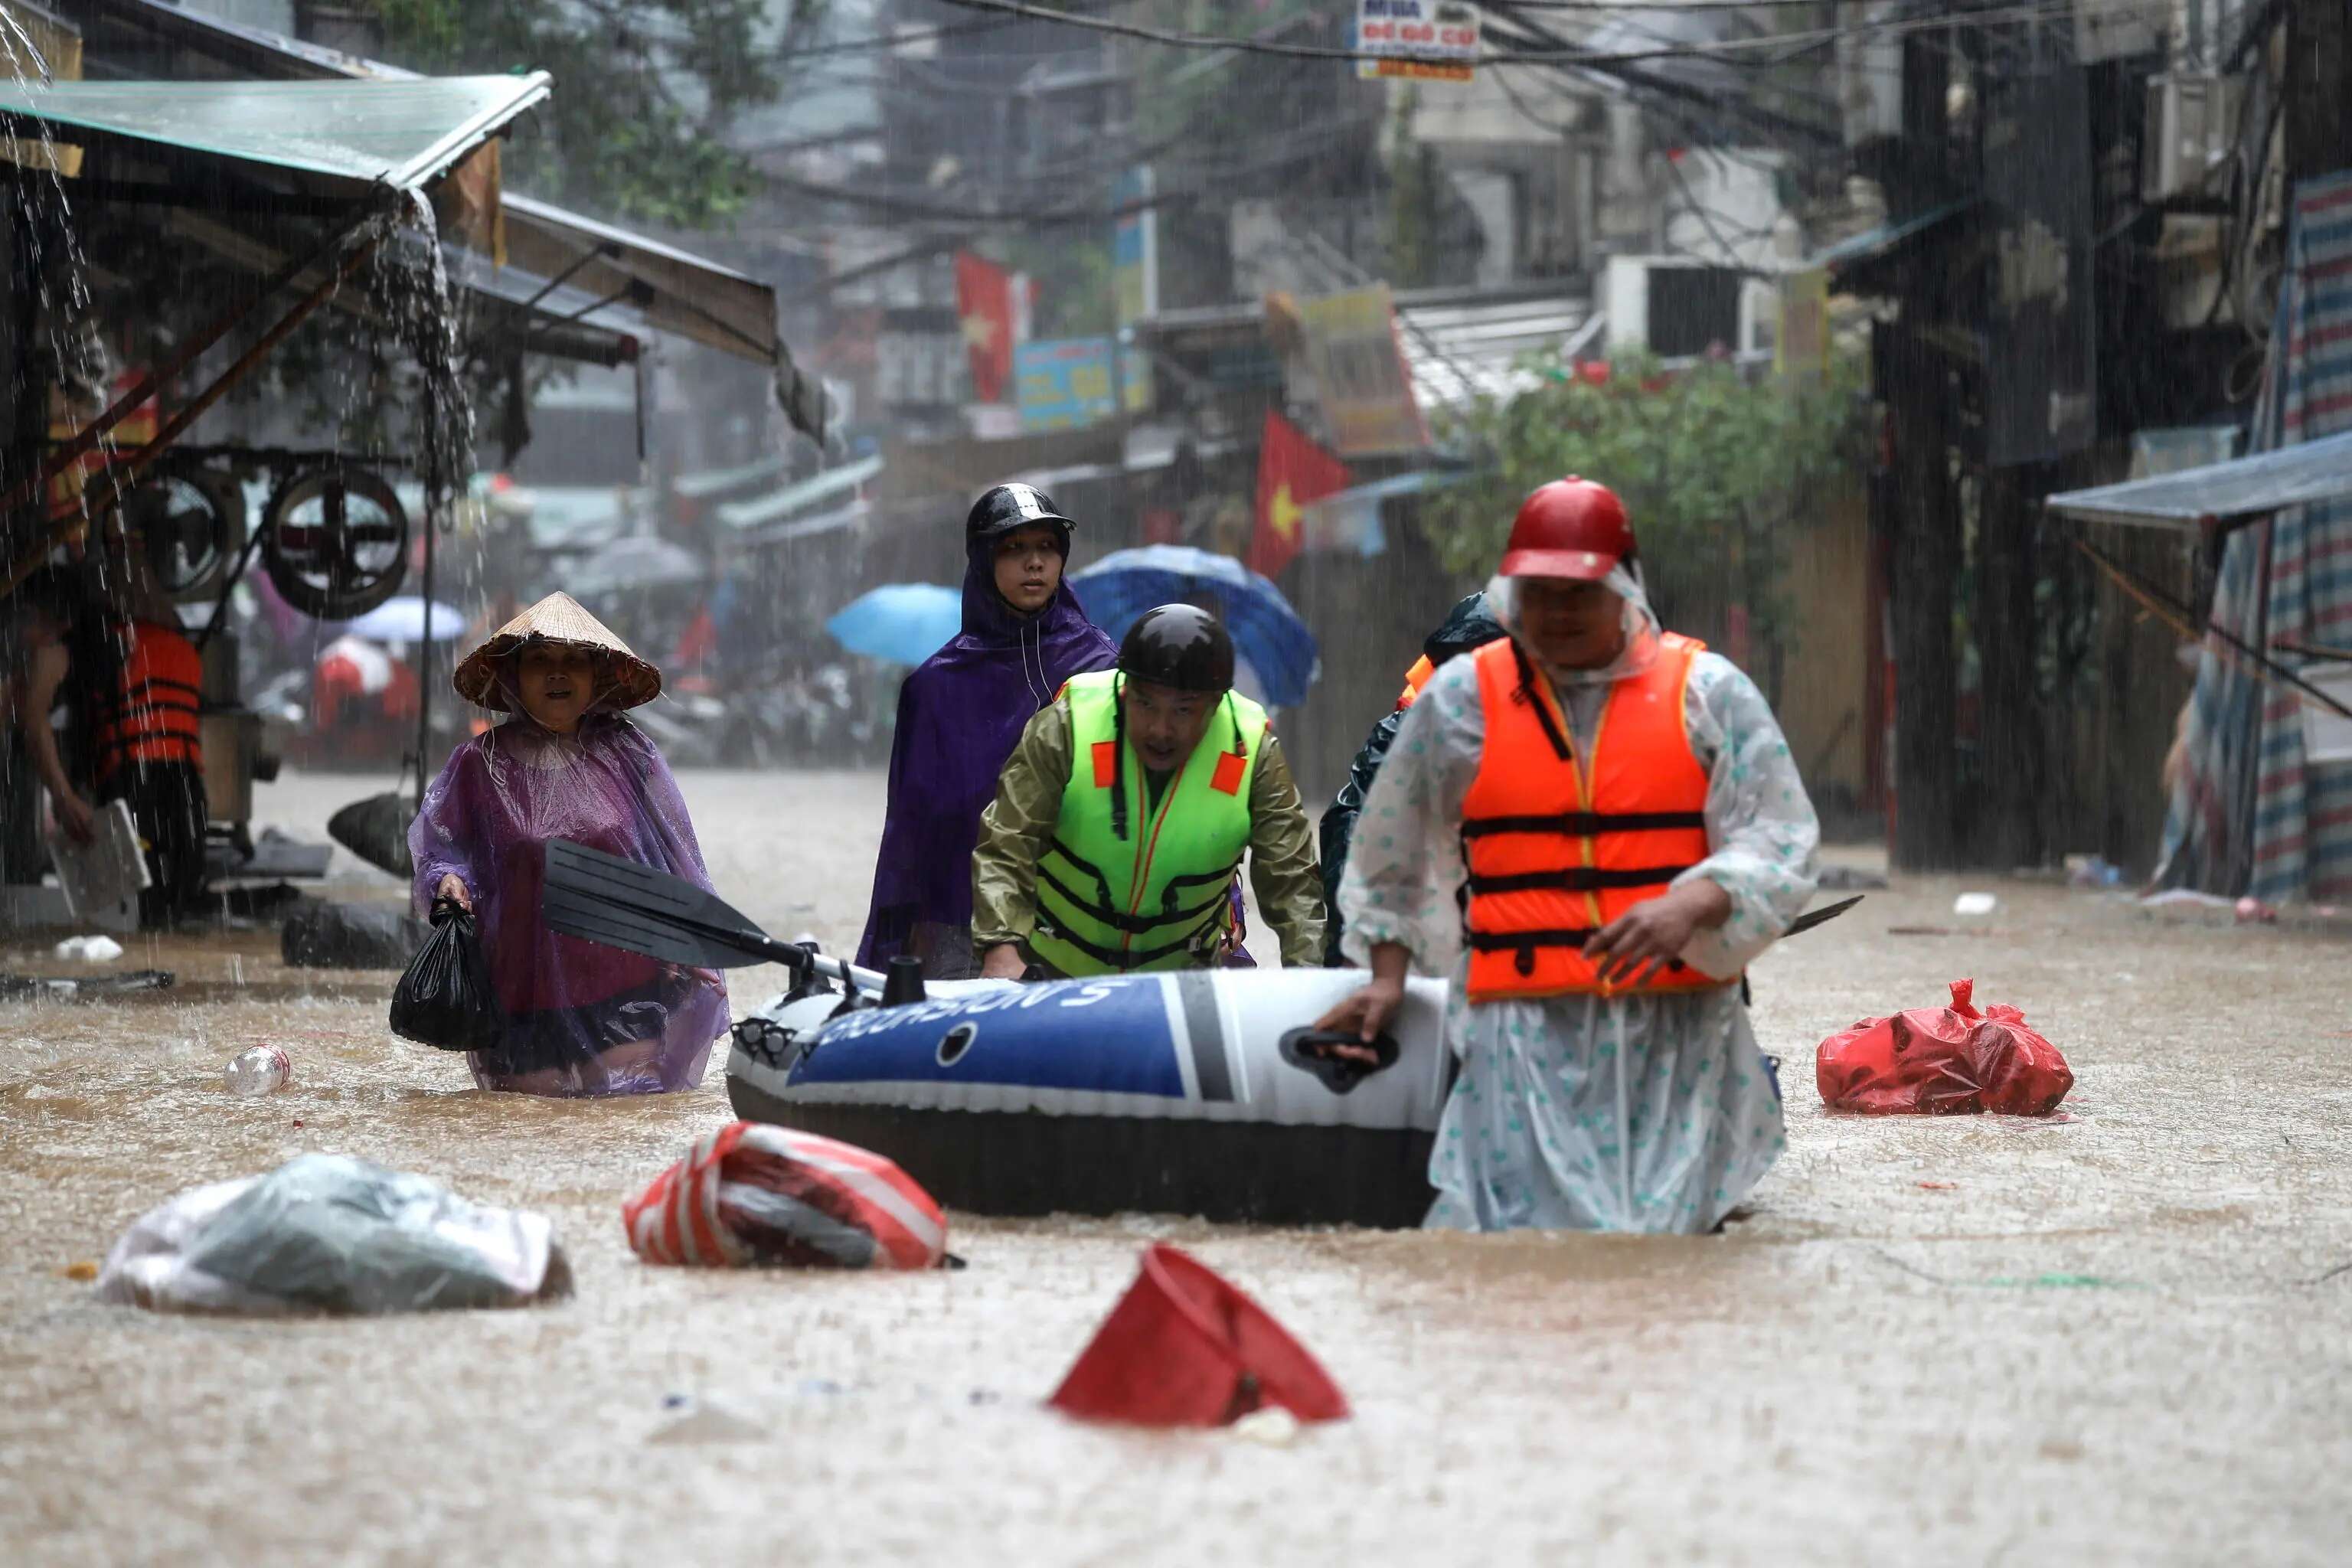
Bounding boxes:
1067 545 1320 707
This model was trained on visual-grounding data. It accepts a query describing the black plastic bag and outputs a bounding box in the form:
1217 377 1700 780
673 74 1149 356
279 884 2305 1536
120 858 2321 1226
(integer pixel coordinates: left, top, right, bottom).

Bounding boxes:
389 897 503 1053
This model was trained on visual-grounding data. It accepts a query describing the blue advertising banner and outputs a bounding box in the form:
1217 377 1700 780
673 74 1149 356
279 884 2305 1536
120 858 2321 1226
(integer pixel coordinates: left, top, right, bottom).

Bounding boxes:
1016 338 1119 432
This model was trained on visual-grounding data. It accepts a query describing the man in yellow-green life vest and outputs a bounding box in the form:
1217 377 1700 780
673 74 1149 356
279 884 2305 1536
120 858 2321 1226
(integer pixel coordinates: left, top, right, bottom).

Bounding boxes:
972 604 1326 978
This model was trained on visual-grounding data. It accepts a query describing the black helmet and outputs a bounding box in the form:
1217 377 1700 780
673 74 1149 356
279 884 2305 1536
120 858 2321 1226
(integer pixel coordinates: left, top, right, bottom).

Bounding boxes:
1116 604 1234 694
966 483 1073 552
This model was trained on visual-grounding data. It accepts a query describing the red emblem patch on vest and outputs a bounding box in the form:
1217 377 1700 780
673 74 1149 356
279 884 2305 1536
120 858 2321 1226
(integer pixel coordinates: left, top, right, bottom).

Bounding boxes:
1092 740 1118 788
1210 750 1246 795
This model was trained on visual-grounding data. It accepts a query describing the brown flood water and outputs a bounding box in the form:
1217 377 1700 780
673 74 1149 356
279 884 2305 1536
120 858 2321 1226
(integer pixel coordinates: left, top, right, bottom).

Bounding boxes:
3 768 2347 1566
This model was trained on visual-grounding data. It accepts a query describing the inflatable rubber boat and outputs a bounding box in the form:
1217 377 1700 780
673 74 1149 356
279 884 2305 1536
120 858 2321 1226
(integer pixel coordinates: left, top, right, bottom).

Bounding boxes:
726 967 1453 1228
529 838 1453 1227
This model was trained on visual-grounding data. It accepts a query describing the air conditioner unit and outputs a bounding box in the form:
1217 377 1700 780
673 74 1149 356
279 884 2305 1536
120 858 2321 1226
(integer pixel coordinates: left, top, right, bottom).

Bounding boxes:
1602 256 1743 358
2144 74 2239 203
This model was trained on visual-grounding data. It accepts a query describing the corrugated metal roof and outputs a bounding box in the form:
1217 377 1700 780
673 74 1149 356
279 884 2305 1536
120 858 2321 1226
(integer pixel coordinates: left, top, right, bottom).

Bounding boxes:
717 454 885 531
1397 292 1594 413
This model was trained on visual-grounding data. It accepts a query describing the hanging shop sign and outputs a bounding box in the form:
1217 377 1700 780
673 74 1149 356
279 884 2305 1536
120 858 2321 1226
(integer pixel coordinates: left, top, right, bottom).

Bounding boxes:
1298 285 1429 456
1015 338 1120 433
1776 267 1829 385
1356 0 1480 83
1112 166 1159 328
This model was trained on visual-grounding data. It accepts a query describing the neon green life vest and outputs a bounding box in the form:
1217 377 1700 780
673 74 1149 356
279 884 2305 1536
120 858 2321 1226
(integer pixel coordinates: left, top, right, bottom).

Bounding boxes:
1030 670 1269 975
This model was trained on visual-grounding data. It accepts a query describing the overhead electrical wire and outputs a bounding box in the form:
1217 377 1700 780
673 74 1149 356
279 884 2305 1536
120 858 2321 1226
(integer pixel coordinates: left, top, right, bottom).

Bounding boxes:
914 0 2096 72
770 15 1027 60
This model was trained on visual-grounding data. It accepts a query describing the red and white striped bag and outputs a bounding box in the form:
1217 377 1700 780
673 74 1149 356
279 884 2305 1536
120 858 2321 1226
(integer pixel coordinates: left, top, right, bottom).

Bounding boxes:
623 1122 947 1270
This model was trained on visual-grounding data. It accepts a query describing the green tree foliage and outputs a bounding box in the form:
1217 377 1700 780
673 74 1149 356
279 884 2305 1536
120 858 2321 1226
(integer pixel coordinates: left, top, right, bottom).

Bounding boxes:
1425 350 1868 694
1000 233 1117 340
366 0 824 227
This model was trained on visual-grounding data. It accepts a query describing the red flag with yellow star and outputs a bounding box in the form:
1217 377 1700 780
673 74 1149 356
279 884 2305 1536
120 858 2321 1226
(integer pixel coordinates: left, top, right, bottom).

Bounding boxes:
956 251 1017 403
1250 410 1350 579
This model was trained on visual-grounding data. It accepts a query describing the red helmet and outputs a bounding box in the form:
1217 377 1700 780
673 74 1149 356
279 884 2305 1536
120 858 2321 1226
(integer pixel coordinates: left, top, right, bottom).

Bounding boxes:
1498 477 1634 581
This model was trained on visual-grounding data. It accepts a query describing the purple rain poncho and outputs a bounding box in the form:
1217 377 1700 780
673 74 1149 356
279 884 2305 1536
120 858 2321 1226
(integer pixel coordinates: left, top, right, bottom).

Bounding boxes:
409 714 730 1096
855 539 1118 975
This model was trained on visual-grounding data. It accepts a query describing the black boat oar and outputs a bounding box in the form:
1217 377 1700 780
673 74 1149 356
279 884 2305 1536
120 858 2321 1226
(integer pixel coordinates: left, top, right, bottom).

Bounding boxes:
1787 893 1864 937
547 838 1865 991
541 838 888 991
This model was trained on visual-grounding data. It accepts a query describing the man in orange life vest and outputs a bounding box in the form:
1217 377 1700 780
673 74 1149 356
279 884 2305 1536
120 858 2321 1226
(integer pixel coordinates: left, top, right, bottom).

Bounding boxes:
1316 479 1820 1233
9 567 208 926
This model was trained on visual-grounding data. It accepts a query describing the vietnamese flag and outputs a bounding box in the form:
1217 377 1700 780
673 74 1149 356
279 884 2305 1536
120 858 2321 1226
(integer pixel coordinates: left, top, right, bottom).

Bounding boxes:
1250 410 1350 579
956 251 1018 403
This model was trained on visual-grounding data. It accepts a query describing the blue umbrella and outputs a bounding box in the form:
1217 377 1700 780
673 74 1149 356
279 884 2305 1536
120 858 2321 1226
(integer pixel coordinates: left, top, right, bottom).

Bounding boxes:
1068 545 1320 707
825 583 963 667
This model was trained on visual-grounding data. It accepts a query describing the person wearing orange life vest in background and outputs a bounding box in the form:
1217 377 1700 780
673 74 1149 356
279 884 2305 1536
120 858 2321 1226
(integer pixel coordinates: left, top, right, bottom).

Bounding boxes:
1315 479 1820 1233
8 566 209 928
1316 590 1504 965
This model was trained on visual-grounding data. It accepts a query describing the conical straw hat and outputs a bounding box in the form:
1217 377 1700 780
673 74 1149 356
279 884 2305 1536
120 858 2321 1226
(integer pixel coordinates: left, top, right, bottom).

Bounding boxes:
452 591 662 713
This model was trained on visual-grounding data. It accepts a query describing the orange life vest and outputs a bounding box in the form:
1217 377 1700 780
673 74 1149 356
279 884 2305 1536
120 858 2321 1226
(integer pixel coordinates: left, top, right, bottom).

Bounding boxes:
88 619 204 782
1396 655 1436 710
1459 632 1723 1001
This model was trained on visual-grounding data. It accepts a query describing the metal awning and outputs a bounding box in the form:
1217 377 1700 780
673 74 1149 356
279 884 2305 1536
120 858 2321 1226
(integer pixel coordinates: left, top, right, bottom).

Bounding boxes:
743 498 868 546
1397 289 1594 412
0 75 550 197
1815 200 1979 296
672 452 790 501
717 454 884 531
2043 430 2352 530
62 0 825 442
458 254 652 369
498 196 773 365
165 207 646 369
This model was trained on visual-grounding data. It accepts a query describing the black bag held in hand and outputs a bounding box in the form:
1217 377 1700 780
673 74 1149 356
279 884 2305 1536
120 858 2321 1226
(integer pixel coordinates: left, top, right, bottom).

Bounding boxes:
389 897 504 1052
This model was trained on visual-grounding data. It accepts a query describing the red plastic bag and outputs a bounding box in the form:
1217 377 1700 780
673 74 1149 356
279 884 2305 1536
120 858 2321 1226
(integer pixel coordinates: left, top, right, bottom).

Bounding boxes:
624 1122 946 1269
1815 978 2073 1116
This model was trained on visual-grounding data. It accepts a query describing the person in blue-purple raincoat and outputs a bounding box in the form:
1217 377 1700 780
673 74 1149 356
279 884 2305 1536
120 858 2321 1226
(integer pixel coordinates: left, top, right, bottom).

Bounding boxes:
854 484 1118 978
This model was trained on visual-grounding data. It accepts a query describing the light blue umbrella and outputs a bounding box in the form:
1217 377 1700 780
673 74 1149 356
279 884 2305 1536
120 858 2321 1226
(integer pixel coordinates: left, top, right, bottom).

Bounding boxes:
345 596 466 643
825 583 962 667
1067 545 1320 707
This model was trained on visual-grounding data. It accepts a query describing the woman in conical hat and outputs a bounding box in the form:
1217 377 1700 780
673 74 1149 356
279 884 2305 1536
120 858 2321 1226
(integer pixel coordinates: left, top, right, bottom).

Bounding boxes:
408 592 729 1096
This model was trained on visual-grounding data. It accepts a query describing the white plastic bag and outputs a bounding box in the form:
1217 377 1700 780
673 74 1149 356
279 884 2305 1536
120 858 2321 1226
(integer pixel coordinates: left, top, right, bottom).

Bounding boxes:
96 1154 571 1315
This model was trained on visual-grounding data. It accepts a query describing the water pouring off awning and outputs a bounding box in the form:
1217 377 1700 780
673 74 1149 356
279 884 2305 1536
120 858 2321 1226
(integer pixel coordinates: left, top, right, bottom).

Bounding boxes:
2 0 828 441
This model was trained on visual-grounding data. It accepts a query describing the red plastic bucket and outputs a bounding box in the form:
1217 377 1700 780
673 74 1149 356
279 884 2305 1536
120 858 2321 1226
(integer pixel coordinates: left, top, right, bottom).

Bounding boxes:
1047 1243 1350 1426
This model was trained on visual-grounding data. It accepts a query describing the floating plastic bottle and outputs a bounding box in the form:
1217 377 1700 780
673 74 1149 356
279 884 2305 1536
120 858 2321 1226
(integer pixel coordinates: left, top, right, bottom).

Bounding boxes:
224 1045 291 1097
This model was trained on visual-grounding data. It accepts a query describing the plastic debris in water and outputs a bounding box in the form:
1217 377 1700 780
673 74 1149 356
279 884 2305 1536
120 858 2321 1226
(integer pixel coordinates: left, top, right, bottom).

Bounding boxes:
1230 1407 1302 1446
224 1045 291 1097
54 935 125 962
1952 893 1998 916
647 1398 765 1446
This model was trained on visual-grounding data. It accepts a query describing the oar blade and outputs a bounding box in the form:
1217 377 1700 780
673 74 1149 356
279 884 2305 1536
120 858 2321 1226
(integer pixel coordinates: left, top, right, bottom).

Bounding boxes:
1785 893 1864 937
541 838 780 971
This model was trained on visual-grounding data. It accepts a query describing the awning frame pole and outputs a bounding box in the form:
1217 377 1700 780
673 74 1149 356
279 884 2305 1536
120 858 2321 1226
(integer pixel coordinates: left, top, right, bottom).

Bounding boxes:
5 228 384 596
0 205 381 521
2072 533 2352 721
456 238 617 361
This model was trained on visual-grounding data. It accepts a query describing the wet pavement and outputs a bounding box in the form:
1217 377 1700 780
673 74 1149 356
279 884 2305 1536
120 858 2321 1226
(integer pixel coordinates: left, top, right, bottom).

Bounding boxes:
2 768 2347 1565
